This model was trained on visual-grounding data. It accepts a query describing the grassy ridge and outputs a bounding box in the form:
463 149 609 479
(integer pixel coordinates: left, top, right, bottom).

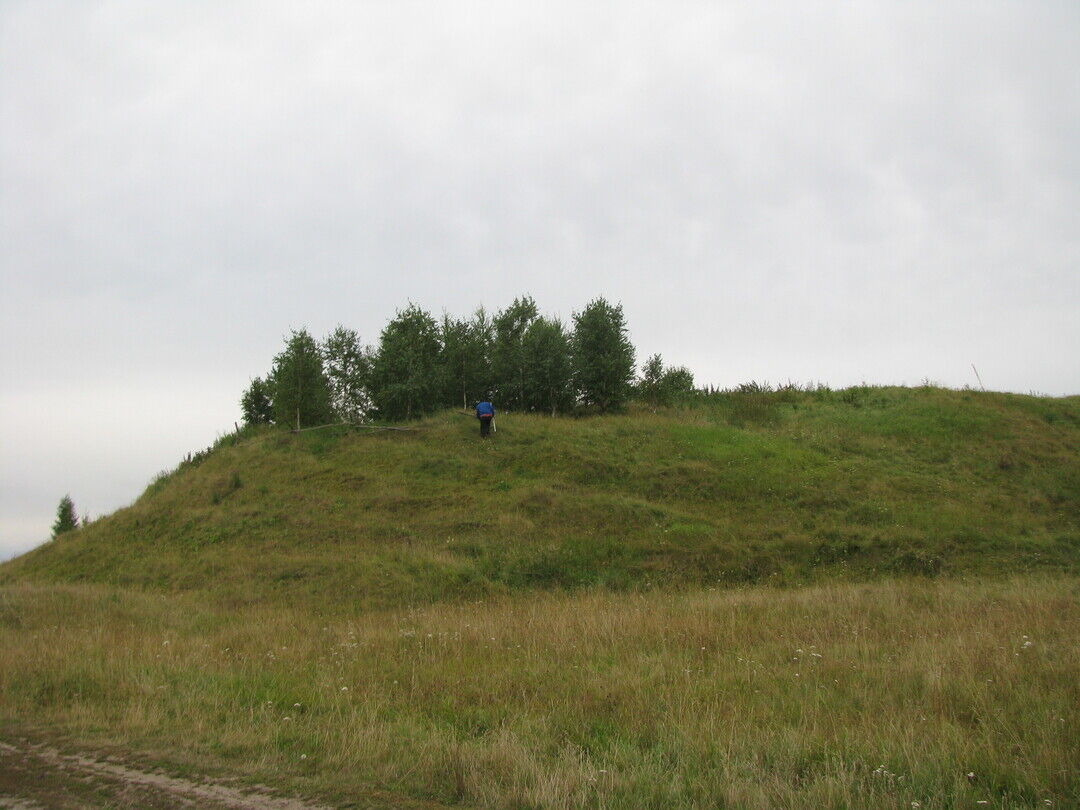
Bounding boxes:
1 576 1076 807
2 385 1078 807
4 386 1078 608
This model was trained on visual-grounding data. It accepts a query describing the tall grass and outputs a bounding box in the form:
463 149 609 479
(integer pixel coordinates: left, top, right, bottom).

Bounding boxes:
2 576 1076 808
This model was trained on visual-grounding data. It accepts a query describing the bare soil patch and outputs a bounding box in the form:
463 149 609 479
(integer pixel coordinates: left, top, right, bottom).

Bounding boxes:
0 737 425 809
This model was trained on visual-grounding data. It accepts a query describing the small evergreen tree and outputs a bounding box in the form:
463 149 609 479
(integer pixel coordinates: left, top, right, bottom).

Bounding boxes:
322 325 373 423
52 495 78 537
522 316 573 415
571 298 636 412
268 328 334 430
240 376 274 425
492 296 538 410
371 304 442 420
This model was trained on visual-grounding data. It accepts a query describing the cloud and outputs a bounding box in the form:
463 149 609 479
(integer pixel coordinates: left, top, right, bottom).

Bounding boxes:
2 0 1077 554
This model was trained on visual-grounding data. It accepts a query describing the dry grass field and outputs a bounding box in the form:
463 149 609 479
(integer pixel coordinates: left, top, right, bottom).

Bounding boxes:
2 575 1076 808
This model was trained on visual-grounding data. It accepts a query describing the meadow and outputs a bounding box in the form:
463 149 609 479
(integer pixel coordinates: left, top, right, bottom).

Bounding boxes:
1 576 1076 808
1 386 1077 807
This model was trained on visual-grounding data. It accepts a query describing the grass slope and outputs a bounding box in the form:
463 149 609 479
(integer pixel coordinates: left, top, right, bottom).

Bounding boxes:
2 386 1078 807
4 386 1078 608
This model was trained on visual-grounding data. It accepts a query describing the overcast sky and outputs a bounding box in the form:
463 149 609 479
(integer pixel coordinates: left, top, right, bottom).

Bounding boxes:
2 1 1077 559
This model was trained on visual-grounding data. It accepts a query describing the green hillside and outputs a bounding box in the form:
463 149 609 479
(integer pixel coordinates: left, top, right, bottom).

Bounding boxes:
3 385 1079 808
6 386 1078 606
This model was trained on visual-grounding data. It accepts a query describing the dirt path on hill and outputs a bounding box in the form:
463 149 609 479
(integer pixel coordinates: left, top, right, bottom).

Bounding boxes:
0 738 445 809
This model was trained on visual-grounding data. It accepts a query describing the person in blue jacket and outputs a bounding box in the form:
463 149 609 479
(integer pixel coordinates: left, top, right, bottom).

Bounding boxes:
475 397 495 438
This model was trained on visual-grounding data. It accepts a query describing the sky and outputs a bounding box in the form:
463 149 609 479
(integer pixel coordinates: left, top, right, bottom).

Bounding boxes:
2 1 1078 559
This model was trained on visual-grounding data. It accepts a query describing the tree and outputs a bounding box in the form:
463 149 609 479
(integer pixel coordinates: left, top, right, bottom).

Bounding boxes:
638 354 695 406
240 376 273 425
571 298 636 412
268 328 334 430
439 309 494 410
639 354 666 406
371 304 442 420
322 325 373 423
52 495 78 537
522 316 573 415
661 365 695 401
492 296 538 410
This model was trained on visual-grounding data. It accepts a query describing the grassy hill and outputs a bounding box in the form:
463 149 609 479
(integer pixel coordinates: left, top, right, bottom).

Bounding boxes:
2 386 1078 808
4 385 1078 606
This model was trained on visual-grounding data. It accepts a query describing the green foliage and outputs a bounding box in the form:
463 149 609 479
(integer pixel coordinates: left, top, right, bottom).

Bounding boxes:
268 329 334 430
371 303 442 420
663 367 695 398
321 325 373 423
241 295 663 421
239 377 273 426
50 495 78 538
522 316 573 414
639 354 665 404
439 309 494 410
638 354 695 406
492 296 539 410
571 297 636 412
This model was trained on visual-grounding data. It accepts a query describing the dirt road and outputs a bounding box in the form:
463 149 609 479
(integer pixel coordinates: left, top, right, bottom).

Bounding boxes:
0 738 444 809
